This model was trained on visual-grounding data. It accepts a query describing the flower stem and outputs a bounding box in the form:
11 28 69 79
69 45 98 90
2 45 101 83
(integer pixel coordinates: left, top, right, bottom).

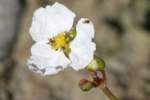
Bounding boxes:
101 87 118 100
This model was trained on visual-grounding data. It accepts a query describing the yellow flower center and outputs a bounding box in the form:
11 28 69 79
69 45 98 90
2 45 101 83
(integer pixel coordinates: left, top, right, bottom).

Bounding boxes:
49 33 71 57
50 33 68 50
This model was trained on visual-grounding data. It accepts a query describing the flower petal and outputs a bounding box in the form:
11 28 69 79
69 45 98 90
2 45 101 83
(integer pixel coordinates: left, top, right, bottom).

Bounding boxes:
68 18 96 70
75 18 95 43
28 42 70 75
31 41 57 58
31 42 70 66
27 56 65 75
69 42 96 70
30 2 76 42
29 7 49 42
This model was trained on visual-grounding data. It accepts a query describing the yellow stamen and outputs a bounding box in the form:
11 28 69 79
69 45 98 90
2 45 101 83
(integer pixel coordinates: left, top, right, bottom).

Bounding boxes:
48 33 70 57
50 33 67 50
48 31 77 58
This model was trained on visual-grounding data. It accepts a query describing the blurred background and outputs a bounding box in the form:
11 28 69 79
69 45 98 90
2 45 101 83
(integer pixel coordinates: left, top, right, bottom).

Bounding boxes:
0 0 150 100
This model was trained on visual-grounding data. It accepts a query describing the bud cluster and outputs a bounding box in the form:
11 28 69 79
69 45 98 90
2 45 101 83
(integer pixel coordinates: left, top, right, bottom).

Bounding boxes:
79 57 106 91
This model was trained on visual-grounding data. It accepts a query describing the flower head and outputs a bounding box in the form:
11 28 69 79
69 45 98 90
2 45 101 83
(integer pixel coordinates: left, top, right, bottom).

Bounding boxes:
27 2 96 75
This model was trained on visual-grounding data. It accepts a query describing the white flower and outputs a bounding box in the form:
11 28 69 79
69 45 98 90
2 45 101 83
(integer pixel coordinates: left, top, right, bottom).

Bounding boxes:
27 2 96 76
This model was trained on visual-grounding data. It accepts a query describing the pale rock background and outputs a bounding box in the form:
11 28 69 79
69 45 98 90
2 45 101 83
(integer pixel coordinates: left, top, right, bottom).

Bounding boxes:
0 0 150 100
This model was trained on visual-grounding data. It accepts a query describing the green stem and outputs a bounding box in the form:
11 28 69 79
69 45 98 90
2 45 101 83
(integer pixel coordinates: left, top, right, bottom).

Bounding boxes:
101 87 118 100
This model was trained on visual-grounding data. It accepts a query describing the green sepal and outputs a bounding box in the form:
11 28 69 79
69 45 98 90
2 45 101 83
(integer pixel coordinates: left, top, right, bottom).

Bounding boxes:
66 30 77 42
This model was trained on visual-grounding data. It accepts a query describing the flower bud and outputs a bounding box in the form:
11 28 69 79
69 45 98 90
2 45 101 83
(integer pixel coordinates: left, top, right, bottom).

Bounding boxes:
79 79 93 92
87 57 105 71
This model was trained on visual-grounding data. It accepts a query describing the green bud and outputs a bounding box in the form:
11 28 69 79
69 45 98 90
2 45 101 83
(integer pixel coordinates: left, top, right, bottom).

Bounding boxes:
87 57 105 71
79 79 93 92
95 57 105 70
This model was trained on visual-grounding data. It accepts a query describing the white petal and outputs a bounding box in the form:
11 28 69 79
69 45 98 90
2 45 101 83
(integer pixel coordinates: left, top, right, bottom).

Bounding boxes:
27 56 65 75
31 41 58 58
31 42 70 66
30 2 76 42
69 18 96 70
69 42 96 70
30 7 51 42
28 42 70 75
75 18 95 43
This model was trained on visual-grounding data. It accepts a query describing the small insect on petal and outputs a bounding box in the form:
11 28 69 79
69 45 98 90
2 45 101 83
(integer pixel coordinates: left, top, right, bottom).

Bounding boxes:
83 19 90 23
